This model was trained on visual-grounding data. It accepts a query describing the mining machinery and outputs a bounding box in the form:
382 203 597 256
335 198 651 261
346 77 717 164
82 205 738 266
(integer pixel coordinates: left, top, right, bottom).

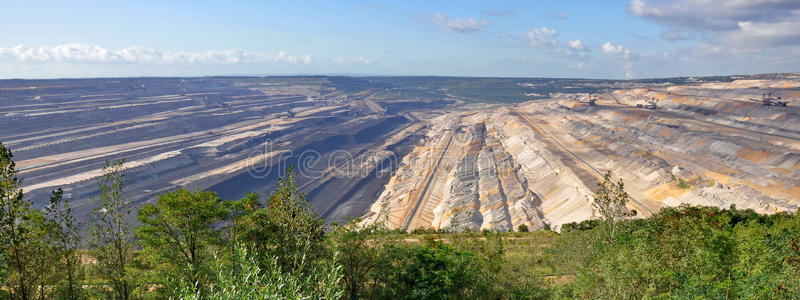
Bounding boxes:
760 92 788 107
576 94 598 106
586 94 598 106
636 97 658 109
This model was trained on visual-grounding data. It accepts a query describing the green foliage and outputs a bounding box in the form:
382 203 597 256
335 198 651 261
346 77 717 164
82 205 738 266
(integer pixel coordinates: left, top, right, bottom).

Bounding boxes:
552 205 800 299
497 233 554 299
45 188 83 300
410 227 440 235
517 224 529 232
560 219 601 232
171 242 343 300
377 240 482 299
591 171 635 242
232 167 326 273
366 231 507 299
136 188 226 296
29 209 55 300
87 159 138 300
732 211 800 298
0 141 51 300
678 178 690 189
330 219 400 299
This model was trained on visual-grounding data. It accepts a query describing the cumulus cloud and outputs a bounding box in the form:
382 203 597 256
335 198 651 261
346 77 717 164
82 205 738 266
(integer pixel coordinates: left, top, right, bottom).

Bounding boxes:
722 20 800 47
520 27 558 47
556 39 590 58
602 41 632 59
0 44 313 65
518 28 589 58
567 39 585 50
602 42 636 79
601 42 622 54
628 0 800 47
426 13 488 33
628 0 800 30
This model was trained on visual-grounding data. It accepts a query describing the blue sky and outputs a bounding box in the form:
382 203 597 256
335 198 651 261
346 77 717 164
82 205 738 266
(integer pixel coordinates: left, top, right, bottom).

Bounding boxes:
1 0 799 79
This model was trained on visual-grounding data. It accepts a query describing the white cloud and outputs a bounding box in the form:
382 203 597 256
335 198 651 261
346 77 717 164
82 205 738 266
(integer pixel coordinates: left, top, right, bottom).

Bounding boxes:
601 42 623 55
628 0 800 31
628 0 800 47
722 20 800 47
601 41 632 59
601 42 636 79
427 13 488 33
556 39 590 58
0 44 313 65
567 39 585 50
518 28 589 59
520 27 558 47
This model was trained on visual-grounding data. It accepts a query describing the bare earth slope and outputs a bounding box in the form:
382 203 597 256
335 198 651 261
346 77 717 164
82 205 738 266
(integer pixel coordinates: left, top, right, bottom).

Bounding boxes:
0 77 445 223
363 77 800 231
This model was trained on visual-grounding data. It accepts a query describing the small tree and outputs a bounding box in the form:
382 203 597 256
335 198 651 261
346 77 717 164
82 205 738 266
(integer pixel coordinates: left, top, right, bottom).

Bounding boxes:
136 189 225 296
171 242 343 300
591 170 634 242
0 141 46 300
331 219 399 299
517 224 529 233
234 167 326 273
88 160 137 300
45 188 82 300
30 210 54 300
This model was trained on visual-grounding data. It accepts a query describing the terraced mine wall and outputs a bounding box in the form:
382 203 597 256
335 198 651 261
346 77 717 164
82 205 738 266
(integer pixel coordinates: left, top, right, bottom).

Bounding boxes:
2 75 798 230
363 77 800 231
0 77 444 224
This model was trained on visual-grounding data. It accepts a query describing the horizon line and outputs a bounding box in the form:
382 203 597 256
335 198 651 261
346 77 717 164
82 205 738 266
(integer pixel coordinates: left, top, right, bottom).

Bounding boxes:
0 71 797 82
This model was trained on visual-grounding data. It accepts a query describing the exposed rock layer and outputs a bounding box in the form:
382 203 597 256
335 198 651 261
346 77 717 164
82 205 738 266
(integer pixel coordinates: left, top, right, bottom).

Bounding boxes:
363 79 800 230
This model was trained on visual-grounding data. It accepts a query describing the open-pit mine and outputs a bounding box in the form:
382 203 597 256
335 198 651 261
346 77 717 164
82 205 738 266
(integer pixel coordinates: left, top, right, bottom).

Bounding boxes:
1 74 798 230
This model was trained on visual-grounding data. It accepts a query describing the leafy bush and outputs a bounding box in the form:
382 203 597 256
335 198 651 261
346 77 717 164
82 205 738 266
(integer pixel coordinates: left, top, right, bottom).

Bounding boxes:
170 242 343 300
136 189 226 295
678 178 690 189
551 205 800 299
232 167 327 274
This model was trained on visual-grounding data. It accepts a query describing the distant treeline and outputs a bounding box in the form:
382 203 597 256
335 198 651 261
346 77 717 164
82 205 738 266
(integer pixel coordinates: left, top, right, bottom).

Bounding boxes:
1 141 798 299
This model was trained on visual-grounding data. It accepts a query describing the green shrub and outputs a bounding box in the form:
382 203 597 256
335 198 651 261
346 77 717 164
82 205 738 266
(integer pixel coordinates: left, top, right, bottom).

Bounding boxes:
552 206 800 299
170 242 343 300
678 178 690 189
